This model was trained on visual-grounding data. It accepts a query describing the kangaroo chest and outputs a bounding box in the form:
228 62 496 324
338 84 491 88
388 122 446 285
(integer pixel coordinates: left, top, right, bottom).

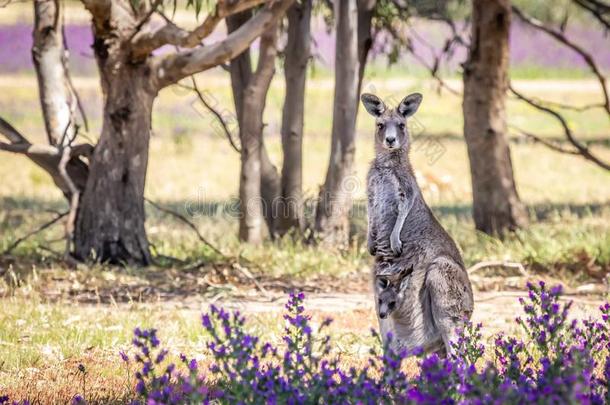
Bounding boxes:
369 167 412 239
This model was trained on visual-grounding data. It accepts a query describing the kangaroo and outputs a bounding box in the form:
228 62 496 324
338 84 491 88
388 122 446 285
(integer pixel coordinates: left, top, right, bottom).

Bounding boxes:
362 92 474 356
374 265 413 319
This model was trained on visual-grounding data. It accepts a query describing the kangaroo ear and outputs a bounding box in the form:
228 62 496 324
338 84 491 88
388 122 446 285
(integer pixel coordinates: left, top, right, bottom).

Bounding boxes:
397 93 423 118
361 93 386 117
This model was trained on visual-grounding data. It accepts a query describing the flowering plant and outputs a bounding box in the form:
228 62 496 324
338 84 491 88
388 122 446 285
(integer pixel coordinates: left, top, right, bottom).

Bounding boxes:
4 281 610 404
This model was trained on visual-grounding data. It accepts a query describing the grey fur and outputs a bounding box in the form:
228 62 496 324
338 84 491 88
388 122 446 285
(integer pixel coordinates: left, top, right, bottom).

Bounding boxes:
363 92 474 356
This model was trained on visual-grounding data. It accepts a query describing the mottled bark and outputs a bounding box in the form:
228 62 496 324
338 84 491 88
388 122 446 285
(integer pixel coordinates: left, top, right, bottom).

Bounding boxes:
462 0 528 235
74 20 155 264
277 0 312 236
32 0 77 146
315 0 360 246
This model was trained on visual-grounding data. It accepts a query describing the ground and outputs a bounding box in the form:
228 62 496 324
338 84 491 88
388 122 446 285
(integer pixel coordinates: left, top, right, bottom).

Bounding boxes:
1 64 609 403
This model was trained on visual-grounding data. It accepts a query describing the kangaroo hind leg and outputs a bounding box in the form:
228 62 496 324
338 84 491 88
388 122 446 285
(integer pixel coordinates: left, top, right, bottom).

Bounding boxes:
425 259 474 356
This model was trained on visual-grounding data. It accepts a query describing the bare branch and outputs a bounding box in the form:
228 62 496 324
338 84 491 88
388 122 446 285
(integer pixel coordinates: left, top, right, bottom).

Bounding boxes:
508 96 605 113
58 146 80 256
0 117 91 197
510 84 610 171
512 5 610 117
388 23 462 95
1 211 68 256
572 0 610 30
151 0 295 89
185 0 270 46
0 141 59 156
131 0 268 60
0 117 29 144
131 0 164 39
177 79 241 153
509 124 581 155
62 24 90 133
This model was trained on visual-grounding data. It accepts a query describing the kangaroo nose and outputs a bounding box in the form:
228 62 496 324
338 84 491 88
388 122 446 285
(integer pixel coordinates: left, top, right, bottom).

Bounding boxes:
386 136 396 145
379 311 387 319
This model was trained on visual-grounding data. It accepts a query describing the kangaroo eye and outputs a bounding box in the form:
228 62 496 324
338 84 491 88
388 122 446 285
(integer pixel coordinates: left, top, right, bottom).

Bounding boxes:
378 278 388 288
376 122 384 130
398 123 405 130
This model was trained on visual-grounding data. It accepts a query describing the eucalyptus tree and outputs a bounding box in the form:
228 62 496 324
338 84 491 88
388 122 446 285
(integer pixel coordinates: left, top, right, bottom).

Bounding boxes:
462 0 529 235
0 0 295 264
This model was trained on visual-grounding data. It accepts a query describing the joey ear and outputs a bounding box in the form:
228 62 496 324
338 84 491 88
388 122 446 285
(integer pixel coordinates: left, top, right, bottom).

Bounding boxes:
361 93 386 117
398 265 414 280
397 93 423 118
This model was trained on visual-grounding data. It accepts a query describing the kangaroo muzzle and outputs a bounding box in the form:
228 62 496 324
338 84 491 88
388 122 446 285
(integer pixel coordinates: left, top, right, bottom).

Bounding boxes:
384 125 399 149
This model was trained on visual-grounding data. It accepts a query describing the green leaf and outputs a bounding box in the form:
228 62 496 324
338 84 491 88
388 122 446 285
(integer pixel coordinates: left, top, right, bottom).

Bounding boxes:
186 0 204 19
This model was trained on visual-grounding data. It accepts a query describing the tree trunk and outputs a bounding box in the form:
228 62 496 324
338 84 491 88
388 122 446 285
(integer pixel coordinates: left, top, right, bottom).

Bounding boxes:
27 0 89 200
228 13 280 243
356 0 376 95
32 0 77 146
315 0 360 246
276 0 312 236
462 0 528 235
74 30 154 265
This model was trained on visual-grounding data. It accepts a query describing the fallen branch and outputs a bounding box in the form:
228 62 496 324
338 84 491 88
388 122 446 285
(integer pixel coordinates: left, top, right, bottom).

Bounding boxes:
144 199 269 297
233 262 270 298
1 211 68 256
467 260 529 277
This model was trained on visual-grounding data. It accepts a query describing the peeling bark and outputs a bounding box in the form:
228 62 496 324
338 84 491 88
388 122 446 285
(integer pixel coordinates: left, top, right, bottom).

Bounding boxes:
462 0 528 235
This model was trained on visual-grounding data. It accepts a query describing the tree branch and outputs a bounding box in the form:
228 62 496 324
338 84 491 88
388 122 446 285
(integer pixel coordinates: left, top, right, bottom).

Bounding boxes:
130 0 269 60
509 124 581 155
512 5 610 117
1 211 68 256
177 79 241 153
58 145 80 256
572 0 610 30
0 117 29 144
0 117 91 197
150 0 295 90
510 84 610 171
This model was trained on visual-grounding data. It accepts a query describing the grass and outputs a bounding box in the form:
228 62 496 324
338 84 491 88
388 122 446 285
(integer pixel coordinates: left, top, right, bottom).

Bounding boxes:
0 71 609 401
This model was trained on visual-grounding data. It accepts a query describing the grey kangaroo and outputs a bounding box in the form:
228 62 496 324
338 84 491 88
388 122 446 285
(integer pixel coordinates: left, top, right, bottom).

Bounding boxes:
363 92 474 356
